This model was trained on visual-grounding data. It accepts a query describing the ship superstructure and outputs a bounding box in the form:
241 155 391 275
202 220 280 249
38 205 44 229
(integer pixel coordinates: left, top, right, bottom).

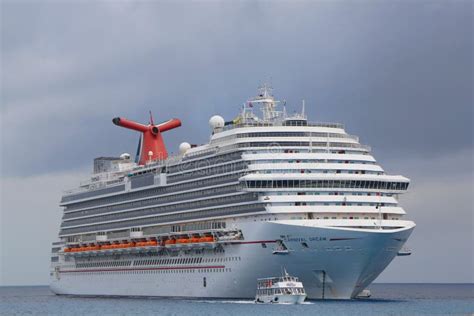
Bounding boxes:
50 85 415 299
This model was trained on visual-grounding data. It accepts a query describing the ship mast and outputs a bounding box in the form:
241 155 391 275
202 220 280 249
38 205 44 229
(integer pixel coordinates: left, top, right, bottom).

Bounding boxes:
249 83 282 122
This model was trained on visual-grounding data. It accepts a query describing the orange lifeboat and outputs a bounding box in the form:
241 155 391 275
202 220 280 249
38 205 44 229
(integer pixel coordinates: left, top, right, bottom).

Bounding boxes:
64 248 71 253
189 237 200 243
148 240 158 246
199 236 214 243
165 239 176 245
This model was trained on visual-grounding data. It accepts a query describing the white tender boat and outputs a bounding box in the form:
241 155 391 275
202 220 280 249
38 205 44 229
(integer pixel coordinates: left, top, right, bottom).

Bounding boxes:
255 271 307 304
356 289 372 298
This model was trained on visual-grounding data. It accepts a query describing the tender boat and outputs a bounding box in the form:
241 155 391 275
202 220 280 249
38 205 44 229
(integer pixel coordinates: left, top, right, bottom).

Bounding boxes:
255 270 306 304
356 289 372 298
397 247 412 256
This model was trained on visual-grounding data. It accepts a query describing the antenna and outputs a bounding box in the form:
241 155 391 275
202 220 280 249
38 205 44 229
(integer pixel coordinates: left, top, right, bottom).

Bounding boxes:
149 110 154 125
301 100 305 118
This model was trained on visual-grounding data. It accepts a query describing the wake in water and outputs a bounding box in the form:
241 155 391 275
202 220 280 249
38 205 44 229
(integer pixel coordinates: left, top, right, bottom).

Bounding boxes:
194 299 314 305
195 299 255 304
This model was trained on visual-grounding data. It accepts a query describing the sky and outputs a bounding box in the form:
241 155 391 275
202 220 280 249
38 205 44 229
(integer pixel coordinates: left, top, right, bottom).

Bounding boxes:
1 0 472 285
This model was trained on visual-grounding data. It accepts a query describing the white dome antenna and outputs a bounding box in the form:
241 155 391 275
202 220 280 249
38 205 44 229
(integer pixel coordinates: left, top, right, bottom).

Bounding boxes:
179 142 191 154
209 115 225 130
120 153 131 160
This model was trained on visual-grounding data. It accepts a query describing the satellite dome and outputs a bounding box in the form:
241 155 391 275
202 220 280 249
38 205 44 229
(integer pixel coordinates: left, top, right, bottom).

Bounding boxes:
120 153 131 160
179 142 191 154
209 115 225 129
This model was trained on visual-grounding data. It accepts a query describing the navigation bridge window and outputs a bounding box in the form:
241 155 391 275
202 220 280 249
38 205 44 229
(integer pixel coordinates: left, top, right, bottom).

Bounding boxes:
246 180 408 190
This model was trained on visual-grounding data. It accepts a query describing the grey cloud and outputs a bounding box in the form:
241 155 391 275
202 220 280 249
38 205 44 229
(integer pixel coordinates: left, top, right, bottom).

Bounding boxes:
2 1 472 176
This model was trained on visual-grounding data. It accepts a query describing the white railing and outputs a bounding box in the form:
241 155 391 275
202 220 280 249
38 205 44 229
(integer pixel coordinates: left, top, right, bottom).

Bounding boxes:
221 120 344 132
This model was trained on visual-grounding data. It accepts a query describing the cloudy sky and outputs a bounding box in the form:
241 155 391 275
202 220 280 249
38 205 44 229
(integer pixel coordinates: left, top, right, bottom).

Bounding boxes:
1 0 472 285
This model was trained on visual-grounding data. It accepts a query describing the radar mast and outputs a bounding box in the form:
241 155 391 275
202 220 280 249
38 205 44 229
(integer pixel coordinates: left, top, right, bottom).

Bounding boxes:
249 83 282 122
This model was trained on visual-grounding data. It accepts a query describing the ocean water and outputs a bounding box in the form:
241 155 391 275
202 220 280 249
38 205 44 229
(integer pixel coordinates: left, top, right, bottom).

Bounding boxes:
0 284 473 315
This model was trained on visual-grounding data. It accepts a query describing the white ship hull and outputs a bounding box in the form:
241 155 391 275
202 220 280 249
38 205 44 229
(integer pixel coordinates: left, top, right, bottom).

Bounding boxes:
50 219 414 300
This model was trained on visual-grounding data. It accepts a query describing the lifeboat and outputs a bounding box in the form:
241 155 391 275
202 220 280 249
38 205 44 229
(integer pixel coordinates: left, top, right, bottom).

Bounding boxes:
199 236 214 243
175 238 191 248
189 237 200 243
164 239 176 245
64 248 71 253
199 236 215 248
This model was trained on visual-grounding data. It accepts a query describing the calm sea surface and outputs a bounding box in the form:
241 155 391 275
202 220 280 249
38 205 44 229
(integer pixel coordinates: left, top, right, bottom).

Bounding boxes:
0 284 472 315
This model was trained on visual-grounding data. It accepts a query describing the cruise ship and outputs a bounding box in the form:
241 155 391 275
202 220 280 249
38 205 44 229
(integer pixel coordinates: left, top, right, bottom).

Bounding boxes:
50 85 415 299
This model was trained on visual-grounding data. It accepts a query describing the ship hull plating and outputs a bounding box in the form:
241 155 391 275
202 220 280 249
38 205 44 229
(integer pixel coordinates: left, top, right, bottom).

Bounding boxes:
50 220 414 300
